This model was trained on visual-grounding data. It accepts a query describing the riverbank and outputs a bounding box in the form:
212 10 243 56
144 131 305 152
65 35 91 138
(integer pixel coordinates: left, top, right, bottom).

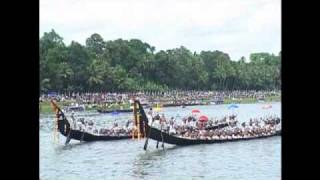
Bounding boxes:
224 95 280 104
39 95 280 114
39 101 132 114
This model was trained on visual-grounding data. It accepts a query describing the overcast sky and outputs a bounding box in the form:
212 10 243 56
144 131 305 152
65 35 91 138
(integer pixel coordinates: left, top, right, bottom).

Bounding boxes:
40 0 281 60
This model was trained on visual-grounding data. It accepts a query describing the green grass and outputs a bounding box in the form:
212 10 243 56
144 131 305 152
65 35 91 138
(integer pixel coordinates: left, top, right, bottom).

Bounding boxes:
224 95 280 104
39 101 57 114
97 103 131 111
39 100 77 114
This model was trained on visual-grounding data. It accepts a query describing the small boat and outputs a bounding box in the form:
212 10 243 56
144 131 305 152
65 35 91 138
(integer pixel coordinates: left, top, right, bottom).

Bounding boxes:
64 105 85 112
51 100 134 144
97 109 133 113
133 100 281 146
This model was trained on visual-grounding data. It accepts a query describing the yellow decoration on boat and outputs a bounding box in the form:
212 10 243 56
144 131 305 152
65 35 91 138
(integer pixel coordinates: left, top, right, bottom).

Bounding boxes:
154 103 162 112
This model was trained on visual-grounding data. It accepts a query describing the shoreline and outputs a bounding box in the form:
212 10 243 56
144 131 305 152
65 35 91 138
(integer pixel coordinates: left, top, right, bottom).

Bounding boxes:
39 95 280 114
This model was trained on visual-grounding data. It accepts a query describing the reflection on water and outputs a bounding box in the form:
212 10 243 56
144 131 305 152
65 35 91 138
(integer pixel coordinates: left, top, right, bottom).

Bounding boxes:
40 102 281 180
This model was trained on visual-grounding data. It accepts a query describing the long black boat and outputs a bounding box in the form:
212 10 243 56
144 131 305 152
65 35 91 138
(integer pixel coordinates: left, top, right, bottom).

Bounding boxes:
134 100 281 146
51 100 133 144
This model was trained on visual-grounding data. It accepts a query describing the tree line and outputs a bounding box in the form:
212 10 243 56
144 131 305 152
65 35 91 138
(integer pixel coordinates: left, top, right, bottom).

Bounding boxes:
40 29 281 93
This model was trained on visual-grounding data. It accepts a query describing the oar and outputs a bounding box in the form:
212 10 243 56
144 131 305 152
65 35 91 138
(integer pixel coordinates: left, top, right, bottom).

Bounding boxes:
160 126 165 149
156 124 162 149
80 131 84 143
65 130 72 145
143 118 154 151
156 124 165 149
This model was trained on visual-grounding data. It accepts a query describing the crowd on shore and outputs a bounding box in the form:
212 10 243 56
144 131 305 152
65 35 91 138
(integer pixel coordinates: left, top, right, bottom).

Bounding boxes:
40 90 280 106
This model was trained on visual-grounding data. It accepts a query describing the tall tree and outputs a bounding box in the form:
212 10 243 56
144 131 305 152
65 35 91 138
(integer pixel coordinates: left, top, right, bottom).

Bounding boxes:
86 33 106 58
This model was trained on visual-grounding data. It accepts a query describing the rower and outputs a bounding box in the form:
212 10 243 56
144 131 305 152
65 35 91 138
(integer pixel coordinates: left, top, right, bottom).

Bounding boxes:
77 119 83 131
125 119 130 128
70 112 76 129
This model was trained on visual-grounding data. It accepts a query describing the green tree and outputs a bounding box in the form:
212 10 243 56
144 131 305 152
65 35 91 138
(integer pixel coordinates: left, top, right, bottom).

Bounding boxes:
86 33 106 58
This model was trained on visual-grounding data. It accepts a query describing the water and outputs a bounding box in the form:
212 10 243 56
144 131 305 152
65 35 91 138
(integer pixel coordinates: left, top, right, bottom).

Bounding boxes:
40 102 281 180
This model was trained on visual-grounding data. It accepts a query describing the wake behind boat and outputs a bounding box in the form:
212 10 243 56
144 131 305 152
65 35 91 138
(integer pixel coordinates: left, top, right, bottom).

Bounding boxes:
133 100 281 147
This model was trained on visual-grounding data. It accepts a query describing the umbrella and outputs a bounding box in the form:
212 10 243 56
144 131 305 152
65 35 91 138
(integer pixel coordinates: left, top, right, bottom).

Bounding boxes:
192 109 200 113
199 115 208 122
228 104 239 110
262 104 272 109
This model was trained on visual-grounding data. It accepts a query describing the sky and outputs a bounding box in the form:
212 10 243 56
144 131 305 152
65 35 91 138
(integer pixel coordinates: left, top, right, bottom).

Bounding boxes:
40 0 281 60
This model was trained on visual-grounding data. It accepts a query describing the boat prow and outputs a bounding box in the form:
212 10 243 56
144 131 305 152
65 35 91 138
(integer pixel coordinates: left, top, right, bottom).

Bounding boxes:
51 100 135 144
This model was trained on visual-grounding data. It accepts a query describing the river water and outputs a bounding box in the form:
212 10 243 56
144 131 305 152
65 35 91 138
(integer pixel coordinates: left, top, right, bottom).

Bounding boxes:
40 102 281 180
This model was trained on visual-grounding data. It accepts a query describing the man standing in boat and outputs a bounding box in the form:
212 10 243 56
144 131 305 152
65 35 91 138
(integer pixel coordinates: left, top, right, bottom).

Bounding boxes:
147 108 153 125
160 114 168 132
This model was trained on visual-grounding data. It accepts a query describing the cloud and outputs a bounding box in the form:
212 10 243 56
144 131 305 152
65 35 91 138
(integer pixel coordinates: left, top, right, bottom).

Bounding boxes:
40 0 281 60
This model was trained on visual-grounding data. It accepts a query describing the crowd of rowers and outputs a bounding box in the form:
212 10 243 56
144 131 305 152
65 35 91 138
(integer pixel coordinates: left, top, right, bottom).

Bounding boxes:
68 112 237 137
69 113 132 136
148 111 281 140
68 109 281 139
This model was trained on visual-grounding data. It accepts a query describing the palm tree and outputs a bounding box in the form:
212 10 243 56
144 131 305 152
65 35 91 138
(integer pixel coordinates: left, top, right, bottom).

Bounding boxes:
87 60 106 90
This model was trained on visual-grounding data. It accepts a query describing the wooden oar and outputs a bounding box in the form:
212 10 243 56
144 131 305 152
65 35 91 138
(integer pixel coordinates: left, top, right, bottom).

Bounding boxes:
160 126 165 149
156 124 161 149
143 118 154 151
65 130 72 145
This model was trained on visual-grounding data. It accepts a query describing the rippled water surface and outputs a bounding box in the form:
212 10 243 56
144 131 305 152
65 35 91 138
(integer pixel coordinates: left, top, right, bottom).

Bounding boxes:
40 102 281 180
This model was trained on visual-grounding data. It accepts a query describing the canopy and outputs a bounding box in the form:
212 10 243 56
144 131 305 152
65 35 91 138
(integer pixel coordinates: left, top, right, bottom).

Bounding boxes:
199 115 208 122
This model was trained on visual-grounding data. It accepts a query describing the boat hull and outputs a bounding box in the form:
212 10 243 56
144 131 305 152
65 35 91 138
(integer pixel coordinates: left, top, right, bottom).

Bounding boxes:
146 125 280 146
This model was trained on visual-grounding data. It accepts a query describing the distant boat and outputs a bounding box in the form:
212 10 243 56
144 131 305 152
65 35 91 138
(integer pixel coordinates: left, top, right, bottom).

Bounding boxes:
97 109 133 113
64 105 85 112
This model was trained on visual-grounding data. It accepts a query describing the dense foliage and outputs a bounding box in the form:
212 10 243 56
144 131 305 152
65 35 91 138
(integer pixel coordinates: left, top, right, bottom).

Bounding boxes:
40 30 281 92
